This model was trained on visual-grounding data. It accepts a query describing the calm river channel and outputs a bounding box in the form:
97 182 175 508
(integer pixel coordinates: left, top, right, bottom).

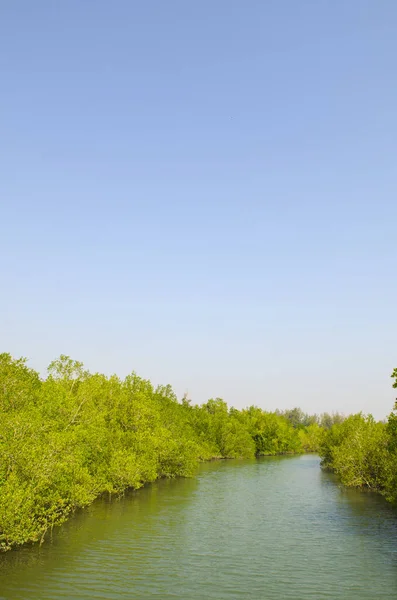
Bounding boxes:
1 454 397 599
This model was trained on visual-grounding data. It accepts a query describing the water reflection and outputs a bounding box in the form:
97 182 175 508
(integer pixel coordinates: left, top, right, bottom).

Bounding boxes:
1 456 397 600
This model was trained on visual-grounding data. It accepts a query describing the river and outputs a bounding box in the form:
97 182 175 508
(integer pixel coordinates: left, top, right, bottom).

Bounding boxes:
1 455 397 599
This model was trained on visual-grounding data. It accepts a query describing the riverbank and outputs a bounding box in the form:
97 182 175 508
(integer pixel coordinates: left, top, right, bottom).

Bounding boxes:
1 353 322 552
318 388 397 506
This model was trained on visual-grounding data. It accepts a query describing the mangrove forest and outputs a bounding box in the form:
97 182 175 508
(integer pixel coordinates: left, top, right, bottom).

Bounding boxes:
1 352 396 552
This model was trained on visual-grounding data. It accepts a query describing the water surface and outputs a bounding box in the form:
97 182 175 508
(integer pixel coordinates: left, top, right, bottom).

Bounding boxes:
1 455 397 599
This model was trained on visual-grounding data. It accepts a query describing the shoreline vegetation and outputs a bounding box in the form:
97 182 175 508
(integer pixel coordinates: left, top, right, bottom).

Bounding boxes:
319 368 397 504
0 353 396 552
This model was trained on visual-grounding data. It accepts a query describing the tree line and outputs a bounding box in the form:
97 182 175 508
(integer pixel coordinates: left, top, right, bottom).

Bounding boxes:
2 352 394 553
0 352 329 551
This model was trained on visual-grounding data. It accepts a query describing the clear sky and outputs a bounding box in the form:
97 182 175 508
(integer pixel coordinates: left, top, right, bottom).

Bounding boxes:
1 1 396 418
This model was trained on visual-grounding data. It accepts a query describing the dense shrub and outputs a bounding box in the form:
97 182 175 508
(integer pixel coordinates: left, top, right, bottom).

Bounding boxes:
319 368 397 504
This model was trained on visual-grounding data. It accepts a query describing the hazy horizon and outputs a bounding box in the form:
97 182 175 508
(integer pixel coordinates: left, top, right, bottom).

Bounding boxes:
1 1 396 420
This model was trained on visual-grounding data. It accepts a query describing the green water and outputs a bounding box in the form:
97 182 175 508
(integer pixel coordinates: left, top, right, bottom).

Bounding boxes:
1 454 397 599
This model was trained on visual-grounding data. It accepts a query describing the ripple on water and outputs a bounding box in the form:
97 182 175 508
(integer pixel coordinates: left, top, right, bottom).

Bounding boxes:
1 455 397 599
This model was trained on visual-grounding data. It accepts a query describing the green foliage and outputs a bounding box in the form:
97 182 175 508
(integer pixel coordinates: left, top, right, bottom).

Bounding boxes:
276 408 345 431
318 368 397 505
234 407 303 455
319 412 345 430
320 415 389 489
0 354 314 552
0 353 41 412
298 423 325 452
386 369 397 450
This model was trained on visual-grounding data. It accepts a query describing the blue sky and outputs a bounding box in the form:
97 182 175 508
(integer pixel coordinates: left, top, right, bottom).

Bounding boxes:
1 1 396 418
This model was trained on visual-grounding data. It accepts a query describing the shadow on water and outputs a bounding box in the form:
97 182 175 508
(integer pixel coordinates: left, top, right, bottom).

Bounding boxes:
319 466 397 550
